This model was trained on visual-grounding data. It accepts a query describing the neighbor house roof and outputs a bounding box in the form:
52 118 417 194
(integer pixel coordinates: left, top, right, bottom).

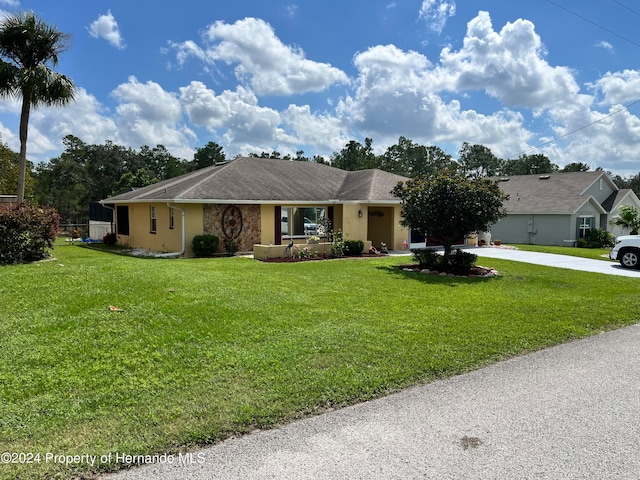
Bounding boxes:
102 157 408 204
601 188 640 212
489 171 614 214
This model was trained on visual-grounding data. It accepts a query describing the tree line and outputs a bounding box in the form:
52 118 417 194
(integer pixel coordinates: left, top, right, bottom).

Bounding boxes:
1 133 640 224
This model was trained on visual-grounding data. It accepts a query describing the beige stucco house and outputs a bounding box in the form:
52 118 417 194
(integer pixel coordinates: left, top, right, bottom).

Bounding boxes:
489 171 640 245
100 157 410 257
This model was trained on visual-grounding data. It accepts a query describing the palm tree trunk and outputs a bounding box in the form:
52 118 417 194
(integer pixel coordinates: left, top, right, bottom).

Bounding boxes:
16 94 30 203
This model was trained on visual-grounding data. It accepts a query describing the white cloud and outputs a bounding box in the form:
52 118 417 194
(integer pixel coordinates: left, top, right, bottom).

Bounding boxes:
336 43 532 156
589 70 640 105
171 17 349 95
179 81 289 148
88 10 125 49
419 0 456 34
595 40 613 51
31 88 118 147
112 76 195 159
437 11 583 110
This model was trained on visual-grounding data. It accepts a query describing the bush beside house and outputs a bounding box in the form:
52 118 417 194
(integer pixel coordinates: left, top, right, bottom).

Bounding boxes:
0 204 60 265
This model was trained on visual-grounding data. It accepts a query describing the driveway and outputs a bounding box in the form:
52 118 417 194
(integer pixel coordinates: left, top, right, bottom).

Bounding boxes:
105 324 640 480
466 246 640 277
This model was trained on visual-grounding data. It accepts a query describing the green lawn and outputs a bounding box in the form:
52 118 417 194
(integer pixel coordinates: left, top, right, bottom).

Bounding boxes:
507 243 613 260
1 244 638 479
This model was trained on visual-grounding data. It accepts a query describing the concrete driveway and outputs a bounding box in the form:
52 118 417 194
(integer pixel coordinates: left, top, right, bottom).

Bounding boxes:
105 324 640 480
467 246 640 277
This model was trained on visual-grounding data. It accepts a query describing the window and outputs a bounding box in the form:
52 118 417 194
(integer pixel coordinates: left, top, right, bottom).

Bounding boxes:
578 216 594 239
150 206 157 233
116 206 129 235
169 207 174 229
280 207 325 237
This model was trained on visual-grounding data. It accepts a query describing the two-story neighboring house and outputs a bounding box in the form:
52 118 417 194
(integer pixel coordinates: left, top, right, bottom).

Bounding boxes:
488 171 640 246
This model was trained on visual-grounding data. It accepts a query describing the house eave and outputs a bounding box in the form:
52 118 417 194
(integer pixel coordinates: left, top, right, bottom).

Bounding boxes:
101 198 401 206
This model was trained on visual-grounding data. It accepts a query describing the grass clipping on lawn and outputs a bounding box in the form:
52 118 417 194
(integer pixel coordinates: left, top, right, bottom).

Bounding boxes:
1 244 639 478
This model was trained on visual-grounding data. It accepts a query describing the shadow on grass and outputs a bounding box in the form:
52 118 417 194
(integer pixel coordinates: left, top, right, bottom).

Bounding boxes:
375 264 499 286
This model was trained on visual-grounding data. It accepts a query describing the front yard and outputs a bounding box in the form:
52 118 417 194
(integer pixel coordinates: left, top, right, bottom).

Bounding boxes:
1 244 638 478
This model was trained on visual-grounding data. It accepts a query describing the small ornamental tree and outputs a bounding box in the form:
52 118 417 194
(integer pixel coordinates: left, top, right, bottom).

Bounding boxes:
613 205 640 235
392 171 508 265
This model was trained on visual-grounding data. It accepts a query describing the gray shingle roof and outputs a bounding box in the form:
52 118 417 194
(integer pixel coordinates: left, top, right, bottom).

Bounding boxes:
102 157 408 204
489 171 609 214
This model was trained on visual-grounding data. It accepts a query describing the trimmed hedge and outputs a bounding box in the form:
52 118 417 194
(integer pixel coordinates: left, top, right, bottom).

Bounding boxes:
191 234 220 257
344 239 365 256
0 204 60 265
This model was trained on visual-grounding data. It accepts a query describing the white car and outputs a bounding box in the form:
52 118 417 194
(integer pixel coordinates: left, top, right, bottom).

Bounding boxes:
610 235 640 269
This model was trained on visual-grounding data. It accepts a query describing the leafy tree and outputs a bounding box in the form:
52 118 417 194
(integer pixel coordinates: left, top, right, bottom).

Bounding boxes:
380 136 457 177
561 162 590 172
613 205 640 235
458 143 503 178
0 138 33 197
190 141 226 170
116 168 158 192
330 138 380 171
0 11 76 203
392 171 508 264
501 154 559 176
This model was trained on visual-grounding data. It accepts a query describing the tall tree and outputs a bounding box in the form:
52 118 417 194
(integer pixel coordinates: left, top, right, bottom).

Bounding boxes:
458 143 503 178
330 138 380 171
190 141 226 170
0 11 76 203
501 154 559 176
561 162 590 172
380 136 457 177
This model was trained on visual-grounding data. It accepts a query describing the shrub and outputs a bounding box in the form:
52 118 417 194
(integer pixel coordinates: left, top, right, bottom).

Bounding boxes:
330 229 345 257
103 232 117 245
412 248 442 269
0 204 60 265
584 228 614 248
191 234 220 257
576 238 588 248
223 237 239 255
344 239 364 256
412 247 477 273
447 249 477 270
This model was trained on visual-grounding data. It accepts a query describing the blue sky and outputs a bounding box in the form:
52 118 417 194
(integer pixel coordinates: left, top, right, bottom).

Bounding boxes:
1 0 640 176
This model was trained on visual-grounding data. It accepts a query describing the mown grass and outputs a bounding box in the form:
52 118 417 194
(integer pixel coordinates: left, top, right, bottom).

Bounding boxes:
508 243 613 260
1 244 638 479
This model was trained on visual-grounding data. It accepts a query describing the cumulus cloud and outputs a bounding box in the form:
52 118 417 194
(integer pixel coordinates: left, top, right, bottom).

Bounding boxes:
179 81 289 147
589 70 640 105
437 11 583 110
170 17 349 95
419 0 456 34
31 88 118 146
88 10 125 49
336 43 532 156
111 76 195 158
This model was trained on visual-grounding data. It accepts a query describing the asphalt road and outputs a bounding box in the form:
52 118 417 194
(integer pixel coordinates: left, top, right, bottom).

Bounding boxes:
105 323 640 480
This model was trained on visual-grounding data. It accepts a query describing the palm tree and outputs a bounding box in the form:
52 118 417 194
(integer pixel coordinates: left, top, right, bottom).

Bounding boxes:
613 205 640 235
0 11 76 203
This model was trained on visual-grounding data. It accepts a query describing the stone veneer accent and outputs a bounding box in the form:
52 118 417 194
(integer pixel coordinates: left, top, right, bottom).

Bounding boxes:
203 204 261 252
